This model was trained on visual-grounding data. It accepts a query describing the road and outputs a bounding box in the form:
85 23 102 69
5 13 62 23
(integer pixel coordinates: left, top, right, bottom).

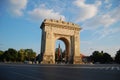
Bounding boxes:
0 63 120 80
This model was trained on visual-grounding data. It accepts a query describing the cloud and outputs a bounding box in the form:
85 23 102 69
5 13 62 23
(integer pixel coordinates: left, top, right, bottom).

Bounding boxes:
28 7 65 21
105 3 112 9
81 41 92 45
95 0 102 7
110 6 120 21
82 6 120 30
90 46 119 56
104 0 109 4
9 0 27 16
73 0 101 22
81 43 120 56
81 5 120 39
104 0 112 9
96 27 120 39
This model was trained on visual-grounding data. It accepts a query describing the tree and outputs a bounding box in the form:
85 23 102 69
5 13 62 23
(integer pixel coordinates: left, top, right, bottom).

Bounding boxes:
103 53 113 63
90 51 102 63
62 50 66 59
0 50 3 56
115 49 120 64
36 54 41 63
2 48 18 62
55 48 62 63
0 50 4 61
90 51 113 64
18 49 25 62
0 48 37 62
2 50 9 61
8 48 18 62
24 49 36 61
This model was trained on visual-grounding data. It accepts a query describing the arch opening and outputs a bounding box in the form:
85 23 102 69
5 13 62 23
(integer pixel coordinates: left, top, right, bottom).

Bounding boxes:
55 37 69 64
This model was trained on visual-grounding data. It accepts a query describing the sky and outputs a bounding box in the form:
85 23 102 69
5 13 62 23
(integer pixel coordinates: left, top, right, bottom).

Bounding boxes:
0 0 120 57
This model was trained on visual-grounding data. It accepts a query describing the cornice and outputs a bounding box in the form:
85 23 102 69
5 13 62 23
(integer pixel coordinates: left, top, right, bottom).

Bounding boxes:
40 19 82 31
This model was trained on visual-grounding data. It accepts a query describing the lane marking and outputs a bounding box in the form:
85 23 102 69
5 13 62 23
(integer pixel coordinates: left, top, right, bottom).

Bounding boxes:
111 67 114 70
99 67 104 70
117 67 120 71
105 67 110 70
2 64 120 71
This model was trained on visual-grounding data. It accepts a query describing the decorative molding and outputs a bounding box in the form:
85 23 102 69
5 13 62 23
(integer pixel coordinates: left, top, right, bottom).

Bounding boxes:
41 19 82 31
54 33 70 39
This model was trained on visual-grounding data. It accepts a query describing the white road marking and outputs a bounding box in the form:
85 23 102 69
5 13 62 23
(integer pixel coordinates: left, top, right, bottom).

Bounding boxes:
105 67 110 70
111 67 114 70
99 67 104 70
117 67 120 71
4 64 120 71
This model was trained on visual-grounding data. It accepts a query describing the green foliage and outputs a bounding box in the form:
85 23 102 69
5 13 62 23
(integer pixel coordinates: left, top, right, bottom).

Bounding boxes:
18 49 25 62
55 48 68 64
55 48 62 61
36 54 41 63
115 49 120 64
90 51 113 64
0 50 4 61
103 53 113 63
0 48 36 62
3 48 18 62
24 49 36 61
0 50 3 55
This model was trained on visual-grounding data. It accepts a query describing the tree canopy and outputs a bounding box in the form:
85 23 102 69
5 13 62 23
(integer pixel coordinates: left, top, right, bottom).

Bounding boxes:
115 49 120 64
0 48 36 62
90 51 113 64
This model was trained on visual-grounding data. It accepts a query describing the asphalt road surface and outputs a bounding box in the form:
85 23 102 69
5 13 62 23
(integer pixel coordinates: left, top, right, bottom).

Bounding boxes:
0 63 120 80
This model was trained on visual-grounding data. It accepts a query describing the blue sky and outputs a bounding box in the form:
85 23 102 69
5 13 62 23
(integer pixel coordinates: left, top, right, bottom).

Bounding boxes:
0 0 120 57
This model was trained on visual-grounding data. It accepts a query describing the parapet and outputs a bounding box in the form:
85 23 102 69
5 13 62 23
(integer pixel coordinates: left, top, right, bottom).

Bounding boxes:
41 19 81 30
45 19 79 26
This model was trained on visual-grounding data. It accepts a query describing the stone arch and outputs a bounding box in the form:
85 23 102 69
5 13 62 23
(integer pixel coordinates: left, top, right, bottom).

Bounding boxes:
40 19 82 64
54 36 70 63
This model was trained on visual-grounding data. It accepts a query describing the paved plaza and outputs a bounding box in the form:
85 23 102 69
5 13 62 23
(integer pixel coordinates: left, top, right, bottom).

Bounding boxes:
0 63 120 80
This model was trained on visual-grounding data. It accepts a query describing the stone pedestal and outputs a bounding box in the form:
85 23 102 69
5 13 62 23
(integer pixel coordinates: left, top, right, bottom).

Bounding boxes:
41 55 54 64
74 56 82 64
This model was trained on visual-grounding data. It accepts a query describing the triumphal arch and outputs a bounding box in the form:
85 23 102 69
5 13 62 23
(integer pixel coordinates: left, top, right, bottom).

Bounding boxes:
40 19 82 64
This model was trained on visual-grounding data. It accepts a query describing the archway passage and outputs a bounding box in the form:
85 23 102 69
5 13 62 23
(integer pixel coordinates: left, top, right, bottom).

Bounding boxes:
55 38 70 64
40 19 82 64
